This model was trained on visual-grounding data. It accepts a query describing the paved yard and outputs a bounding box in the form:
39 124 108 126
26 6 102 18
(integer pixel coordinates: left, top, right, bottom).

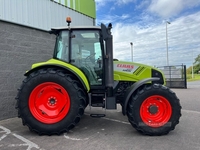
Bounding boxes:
0 81 200 150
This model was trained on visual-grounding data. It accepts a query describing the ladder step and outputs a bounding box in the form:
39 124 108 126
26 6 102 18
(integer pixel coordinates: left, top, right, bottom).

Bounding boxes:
91 103 104 107
90 114 106 118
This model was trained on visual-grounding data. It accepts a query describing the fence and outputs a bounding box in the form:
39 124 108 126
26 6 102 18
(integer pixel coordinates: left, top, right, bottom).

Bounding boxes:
157 65 187 88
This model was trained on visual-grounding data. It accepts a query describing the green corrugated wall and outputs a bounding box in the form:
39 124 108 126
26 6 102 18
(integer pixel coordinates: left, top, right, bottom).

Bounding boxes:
78 0 96 19
55 0 96 19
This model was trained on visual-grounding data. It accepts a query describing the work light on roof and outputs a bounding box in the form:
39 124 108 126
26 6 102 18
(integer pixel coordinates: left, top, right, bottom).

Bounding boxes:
66 17 71 26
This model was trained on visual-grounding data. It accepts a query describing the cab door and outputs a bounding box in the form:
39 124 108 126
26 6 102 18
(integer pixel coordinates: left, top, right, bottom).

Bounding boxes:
70 30 104 86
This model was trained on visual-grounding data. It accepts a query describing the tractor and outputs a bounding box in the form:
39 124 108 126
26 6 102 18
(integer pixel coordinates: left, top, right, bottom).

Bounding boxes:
16 17 181 136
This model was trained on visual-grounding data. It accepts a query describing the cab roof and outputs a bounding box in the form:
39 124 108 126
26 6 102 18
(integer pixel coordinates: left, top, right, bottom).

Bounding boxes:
51 26 101 30
50 26 101 34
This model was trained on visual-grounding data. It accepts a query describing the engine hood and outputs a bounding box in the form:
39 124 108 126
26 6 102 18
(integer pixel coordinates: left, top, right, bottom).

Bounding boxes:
113 61 165 84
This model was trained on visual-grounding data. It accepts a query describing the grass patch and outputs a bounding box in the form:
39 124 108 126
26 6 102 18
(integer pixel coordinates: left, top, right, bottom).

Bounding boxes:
187 74 200 82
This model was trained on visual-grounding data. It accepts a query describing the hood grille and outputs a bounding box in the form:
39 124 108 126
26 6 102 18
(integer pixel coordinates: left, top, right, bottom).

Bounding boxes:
134 67 145 75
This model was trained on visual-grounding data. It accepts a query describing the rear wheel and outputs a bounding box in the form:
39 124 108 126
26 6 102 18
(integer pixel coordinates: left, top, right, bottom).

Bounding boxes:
29 82 71 124
127 84 181 136
16 68 87 135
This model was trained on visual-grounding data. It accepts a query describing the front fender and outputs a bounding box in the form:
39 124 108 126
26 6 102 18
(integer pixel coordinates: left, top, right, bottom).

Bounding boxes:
122 78 160 115
25 59 90 92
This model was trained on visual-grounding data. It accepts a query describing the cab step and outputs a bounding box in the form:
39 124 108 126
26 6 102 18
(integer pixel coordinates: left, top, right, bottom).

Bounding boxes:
91 103 104 107
90 114 106 118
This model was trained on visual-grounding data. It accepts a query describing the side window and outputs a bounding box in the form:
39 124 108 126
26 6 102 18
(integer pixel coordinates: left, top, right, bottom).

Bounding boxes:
94 42 102 68
55 31 69 62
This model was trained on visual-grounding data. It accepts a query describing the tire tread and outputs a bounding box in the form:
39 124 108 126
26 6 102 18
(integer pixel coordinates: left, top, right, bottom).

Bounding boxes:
16 68 87 135
127 84 181 136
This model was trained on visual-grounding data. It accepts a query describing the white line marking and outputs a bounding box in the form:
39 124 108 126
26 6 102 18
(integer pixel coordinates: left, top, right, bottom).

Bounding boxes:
0 126 11 133
13 133 40 150
64 134 89 141
0 134 8 142
85 113 130 125
102 117 130 125
0 126 42 150
0 126 10 141
85 109 200 125
182 109 200 114
8 144 30 147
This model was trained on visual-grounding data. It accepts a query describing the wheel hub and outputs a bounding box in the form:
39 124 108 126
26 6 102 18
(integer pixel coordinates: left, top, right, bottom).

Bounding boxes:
48 97 57 106
148 105 158 114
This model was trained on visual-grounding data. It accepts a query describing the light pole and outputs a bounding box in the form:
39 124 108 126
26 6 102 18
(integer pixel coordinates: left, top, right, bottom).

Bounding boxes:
130 42 133 62
166 21 170 66
192 50 194 78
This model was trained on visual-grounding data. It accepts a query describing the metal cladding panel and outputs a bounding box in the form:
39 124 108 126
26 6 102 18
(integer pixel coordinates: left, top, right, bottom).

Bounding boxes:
0 0 94 31
52 0 96 19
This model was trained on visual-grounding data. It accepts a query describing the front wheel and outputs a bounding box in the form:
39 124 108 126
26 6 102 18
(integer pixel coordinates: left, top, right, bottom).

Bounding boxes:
127 84 181 136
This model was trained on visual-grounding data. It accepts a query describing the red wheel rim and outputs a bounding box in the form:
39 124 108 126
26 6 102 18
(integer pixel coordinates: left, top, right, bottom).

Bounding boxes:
140 95 172 128
29 82 70 124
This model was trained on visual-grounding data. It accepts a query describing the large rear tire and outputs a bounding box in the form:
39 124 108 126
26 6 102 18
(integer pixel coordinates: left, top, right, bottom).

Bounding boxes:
127 84 181 136
16 68 87 135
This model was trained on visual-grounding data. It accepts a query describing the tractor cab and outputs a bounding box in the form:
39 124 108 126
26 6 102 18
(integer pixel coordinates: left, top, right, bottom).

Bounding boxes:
52 27 104 86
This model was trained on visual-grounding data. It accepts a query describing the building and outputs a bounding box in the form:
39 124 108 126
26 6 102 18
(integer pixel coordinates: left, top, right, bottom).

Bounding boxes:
0 0 96 120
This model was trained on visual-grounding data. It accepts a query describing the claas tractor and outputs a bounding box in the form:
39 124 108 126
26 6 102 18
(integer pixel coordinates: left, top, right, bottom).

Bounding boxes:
16 18 181 136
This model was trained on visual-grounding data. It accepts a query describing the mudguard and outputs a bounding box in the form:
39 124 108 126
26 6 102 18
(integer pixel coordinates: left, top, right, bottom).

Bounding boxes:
122 77 160 115
24 59 90 92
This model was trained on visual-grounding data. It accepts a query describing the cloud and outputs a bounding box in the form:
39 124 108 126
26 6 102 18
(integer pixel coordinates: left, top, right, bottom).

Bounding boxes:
96 14 131 25
135 0 150 10
121 14 130 19
95 0 135 5
111 12 200 67
95 0 200 67
148 0 200 18
95 0 136 10
116 0 135 5
95 0 108 10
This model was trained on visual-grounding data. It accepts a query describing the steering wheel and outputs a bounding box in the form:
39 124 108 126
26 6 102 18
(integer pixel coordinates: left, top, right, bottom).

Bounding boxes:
85 53 96 67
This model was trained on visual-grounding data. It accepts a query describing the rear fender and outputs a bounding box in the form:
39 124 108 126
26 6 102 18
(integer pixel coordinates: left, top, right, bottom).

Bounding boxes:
122 78 160 115
25 63 90 92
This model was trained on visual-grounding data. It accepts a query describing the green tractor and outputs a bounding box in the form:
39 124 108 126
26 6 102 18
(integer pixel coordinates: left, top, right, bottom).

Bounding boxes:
16 19 181 136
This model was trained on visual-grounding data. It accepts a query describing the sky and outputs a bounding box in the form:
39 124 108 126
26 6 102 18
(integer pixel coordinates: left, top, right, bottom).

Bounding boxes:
95 0 200 67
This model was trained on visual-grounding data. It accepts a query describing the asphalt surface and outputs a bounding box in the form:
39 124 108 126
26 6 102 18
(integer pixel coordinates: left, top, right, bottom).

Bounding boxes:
0 81 200 150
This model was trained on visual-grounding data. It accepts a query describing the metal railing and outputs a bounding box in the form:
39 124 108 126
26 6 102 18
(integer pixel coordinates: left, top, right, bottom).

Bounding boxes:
157 65 187 88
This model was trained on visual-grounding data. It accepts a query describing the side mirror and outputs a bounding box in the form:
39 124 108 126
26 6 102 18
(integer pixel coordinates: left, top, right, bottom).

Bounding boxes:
101 23 112 40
